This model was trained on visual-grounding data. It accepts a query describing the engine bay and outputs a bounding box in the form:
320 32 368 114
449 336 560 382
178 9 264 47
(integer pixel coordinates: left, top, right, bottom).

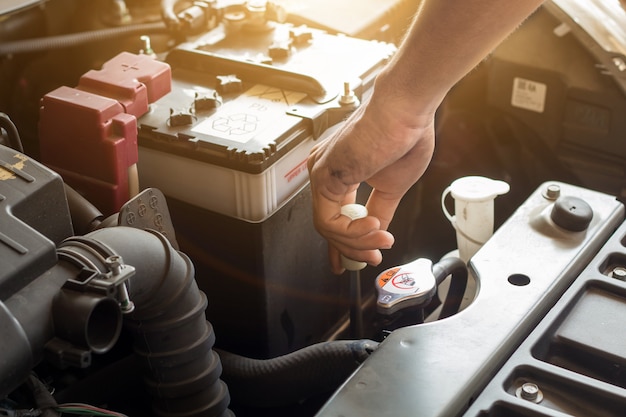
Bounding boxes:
1 1 626 416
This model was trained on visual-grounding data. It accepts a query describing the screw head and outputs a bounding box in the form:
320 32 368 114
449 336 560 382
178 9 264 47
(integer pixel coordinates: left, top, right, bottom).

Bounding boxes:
515 382 543 403
611 266 626 281
105 255 123 275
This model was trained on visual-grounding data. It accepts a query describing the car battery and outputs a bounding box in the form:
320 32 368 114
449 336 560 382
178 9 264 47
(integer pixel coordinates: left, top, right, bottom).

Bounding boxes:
136 21 395 358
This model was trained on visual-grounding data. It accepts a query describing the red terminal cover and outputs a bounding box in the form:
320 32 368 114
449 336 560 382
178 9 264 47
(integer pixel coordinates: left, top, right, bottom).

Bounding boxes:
39 52 172 215
39 86 138 215
78 51 171 118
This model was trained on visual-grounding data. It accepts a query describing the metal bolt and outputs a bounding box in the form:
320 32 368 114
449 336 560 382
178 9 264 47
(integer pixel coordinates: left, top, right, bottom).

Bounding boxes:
339 82 358 106
516 382 543 403
118 284 135 314
611 266 626 281
543 184 561 200
105 256 135 314
520 383 539 400
140 35 156 58
105 255 123 275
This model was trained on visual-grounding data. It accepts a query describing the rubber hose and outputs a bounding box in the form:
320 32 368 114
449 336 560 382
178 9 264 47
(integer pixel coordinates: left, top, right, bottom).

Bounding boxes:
432 256 468 319
0 113 24 153
216 339 379 408
62 227 234 417
63 183 104 235
0 22 168 56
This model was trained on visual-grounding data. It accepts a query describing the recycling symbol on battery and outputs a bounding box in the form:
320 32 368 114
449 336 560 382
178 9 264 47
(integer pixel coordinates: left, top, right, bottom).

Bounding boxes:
212 113 259 135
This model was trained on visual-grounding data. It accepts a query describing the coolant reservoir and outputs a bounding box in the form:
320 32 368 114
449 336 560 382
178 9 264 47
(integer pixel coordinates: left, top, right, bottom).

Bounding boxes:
442 176 510 262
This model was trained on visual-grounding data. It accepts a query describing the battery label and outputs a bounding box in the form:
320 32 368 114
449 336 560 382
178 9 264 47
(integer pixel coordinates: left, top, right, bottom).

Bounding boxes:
511 77 547 113
192 84 307 144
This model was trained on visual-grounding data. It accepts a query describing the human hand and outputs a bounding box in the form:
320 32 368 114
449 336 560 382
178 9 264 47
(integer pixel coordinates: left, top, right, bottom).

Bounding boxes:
307 91 436 274
307 0 546 274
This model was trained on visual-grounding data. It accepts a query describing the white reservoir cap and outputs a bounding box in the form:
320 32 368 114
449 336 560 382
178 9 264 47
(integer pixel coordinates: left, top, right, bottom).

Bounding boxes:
449 176 510 202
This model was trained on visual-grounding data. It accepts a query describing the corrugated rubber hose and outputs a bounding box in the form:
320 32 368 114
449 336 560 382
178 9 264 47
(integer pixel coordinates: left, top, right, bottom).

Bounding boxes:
61 227 234 417
216 339 379 408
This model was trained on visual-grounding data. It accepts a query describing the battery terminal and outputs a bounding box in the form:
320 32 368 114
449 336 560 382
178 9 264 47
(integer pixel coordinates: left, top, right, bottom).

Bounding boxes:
339 82 360 108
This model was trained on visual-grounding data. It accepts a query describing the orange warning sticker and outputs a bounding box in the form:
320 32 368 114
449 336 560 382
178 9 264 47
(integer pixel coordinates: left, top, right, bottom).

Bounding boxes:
378 267 400 288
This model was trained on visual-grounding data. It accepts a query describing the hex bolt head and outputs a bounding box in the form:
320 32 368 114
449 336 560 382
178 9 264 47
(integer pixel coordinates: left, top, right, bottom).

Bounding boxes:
516 382 543 403
611 266 626 281
105 255 123 275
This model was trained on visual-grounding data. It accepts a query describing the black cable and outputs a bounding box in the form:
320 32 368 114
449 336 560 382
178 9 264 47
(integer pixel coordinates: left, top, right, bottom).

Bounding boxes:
25 374 60 417
0 22 169 57
216 339 378 408
0 113 24 153
63 184 105 235
432 256 468 319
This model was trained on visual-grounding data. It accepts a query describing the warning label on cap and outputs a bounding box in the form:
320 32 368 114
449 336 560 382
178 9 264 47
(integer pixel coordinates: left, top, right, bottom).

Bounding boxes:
511 77 547 113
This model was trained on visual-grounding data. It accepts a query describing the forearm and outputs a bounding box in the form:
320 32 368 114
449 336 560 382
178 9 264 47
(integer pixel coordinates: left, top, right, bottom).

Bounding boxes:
319 0 544 190
307 0 546 270
377 0 545 116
